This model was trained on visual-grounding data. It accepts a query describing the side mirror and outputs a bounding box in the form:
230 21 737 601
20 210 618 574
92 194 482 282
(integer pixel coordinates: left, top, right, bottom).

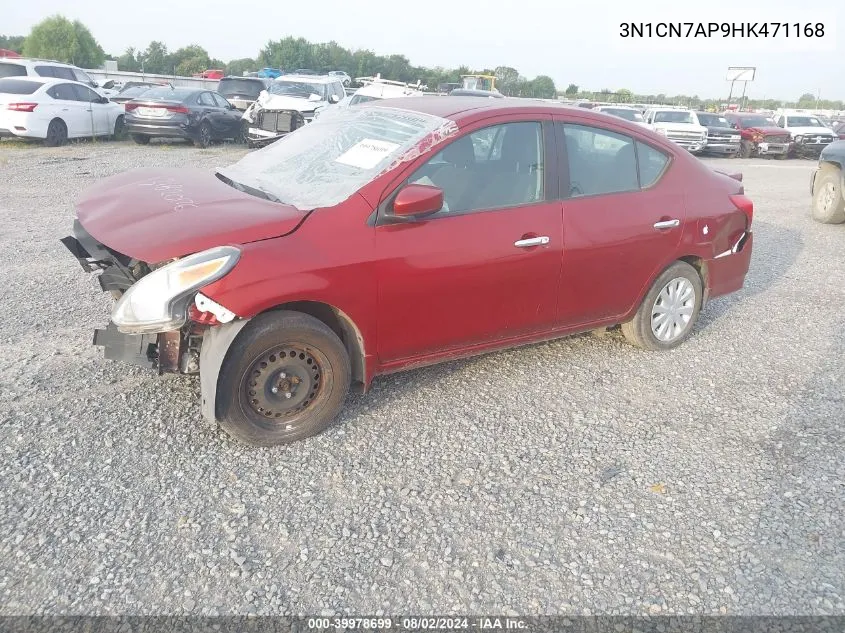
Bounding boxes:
329 94 340 104
392 184 443 219
96 96 109 104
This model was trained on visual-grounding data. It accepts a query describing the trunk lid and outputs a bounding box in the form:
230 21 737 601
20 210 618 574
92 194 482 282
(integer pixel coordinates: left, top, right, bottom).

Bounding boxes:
75 168 309 262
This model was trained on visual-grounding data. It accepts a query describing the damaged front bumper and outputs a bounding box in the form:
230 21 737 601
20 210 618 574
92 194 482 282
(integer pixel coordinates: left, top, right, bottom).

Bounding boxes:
60 220 201 375
246 109 309 146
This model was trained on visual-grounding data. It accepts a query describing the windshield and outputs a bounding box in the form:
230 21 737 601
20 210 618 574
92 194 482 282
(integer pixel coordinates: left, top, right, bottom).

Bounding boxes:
218 78 265 98
739 116 771 127
787 116 823 127
138 87 195 102
270 80 326 99
349 94 382 105
218 106 457 210
697 113 732 127
115 85 154 99
602 108 644 122
653 111 693 124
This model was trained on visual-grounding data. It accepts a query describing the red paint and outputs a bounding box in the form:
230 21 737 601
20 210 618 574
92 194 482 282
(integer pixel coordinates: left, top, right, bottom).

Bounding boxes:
75 98 754 386
392 184 443 217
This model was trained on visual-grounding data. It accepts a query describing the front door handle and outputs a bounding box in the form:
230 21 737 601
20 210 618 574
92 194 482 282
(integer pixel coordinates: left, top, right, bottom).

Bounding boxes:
653 219 680 230
514 236 550 248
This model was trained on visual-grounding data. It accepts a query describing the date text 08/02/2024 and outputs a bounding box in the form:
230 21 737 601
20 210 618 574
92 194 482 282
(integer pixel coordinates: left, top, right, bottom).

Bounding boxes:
306 617 528 630
619 22 825 38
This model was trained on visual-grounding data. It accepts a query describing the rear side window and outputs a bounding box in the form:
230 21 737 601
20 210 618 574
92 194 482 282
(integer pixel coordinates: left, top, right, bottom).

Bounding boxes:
562 123 639 197
637 141 670 188
0 79 41 94
0 63 27 78
46 83 78 101
35 65 75 79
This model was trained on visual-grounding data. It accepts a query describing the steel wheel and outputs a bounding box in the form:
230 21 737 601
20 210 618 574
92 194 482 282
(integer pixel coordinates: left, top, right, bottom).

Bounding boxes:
650 277 696 343
811 168 845 224
242 345 326 425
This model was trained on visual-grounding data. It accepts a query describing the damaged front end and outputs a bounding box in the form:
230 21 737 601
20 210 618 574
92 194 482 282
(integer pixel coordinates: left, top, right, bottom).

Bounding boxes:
246 107 307 147
61 220 237 375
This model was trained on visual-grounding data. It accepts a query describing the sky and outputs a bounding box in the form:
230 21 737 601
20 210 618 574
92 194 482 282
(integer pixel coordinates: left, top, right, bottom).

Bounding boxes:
6 0 844 101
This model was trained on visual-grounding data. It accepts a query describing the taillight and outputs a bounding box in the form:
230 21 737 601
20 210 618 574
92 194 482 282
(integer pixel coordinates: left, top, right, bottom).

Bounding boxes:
7 102 37 112
166 105 189 114
730 194 754 227
124 103 139 111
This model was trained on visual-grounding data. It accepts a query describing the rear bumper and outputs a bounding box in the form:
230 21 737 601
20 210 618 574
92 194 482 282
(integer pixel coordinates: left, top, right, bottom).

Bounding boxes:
125 119 194 139
707 231 753 299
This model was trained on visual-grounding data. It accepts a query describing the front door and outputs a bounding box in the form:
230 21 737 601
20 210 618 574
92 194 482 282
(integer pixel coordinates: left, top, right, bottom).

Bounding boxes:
554 119 685 326
375 119 563 363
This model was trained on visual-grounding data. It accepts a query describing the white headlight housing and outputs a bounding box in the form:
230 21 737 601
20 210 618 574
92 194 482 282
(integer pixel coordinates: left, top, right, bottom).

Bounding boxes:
111 246 240 335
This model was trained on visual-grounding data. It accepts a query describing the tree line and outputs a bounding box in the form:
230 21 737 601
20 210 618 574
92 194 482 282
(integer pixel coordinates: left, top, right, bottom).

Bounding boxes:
3 17 842 108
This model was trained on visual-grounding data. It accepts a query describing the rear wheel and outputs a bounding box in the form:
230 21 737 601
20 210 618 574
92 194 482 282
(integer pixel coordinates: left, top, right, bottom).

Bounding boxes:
132 134 150 145
194 122 212 148
216 311 351 446
621 261 703 351
44 119 68 147
812 167 845 224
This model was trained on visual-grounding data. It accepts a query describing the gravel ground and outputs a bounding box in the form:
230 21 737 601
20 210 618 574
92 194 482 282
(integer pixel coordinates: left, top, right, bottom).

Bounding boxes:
0 138 842 617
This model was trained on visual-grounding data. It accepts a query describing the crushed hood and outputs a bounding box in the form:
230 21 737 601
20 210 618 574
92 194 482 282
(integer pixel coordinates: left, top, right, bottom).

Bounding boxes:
75 168 309 262
255 91 322 112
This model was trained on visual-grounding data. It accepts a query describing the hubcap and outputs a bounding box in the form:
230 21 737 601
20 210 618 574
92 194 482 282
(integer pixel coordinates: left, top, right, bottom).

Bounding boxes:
651 277 696 342
817 182 837 212
243 346 322 421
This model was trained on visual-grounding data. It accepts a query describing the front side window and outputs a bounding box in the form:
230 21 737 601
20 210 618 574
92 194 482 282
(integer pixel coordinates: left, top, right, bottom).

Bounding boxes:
563 124 638 197
71 84 100 102
406 121 544 215
212 93 231 108
72 68 93 85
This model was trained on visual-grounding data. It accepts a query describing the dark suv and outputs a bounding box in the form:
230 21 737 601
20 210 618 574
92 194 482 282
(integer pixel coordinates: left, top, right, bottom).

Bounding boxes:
216 76 271 112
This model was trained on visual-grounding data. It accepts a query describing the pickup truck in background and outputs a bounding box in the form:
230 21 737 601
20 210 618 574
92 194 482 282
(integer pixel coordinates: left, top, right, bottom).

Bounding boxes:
694 112 741 157
643 108 707 154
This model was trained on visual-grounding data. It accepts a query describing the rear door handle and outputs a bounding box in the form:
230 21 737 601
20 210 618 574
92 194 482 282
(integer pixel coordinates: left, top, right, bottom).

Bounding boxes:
514 236 550 248
653 219 680 230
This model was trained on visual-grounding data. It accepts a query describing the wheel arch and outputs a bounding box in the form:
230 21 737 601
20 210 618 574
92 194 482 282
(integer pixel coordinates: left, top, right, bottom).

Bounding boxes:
258 300 367 389
819 160 845 187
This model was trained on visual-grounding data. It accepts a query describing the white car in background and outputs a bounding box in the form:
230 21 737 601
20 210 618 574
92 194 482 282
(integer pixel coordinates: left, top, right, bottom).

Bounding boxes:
643 107 708 154
594 105 649 128
774 112 837 156
0 77 125 146
328 70 352 86
242 74 347 147
0 56 109 96
315 76 425 119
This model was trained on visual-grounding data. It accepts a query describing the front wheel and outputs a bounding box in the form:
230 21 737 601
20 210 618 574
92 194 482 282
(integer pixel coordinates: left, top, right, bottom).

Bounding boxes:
216 311 351 446
132 134 150 145
812 167 845 224
621 261 703 351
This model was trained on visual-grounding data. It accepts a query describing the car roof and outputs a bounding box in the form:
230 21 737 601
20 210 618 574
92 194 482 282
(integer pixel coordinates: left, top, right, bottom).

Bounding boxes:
0 76 85 88
278 74 338 84
0 57 78 67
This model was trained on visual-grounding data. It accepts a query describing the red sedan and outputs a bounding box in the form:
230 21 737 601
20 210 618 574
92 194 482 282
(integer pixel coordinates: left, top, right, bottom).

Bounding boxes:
62 98 754 446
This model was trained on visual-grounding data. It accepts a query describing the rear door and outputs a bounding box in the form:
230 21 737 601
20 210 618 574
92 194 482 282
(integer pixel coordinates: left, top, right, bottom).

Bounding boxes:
197 91 220 135
45 82 89 137
554 117 685 326
211 92 241 138
375 116 564 362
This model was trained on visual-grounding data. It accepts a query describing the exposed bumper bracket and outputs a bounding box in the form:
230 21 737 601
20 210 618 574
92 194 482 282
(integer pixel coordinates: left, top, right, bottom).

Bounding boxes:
199 319 249 428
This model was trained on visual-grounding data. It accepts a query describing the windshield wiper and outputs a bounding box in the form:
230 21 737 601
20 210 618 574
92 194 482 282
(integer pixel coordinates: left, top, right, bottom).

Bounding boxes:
216 172 283 204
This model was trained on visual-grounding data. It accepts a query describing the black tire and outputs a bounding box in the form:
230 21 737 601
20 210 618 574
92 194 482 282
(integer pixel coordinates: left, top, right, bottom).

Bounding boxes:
216 311 351 446
44 119 68 147
621 261 703 351
132 134 150 145
811 166 845 224
739 140 753 159
112 115 126 140
194 122 212 148
237 120 249 145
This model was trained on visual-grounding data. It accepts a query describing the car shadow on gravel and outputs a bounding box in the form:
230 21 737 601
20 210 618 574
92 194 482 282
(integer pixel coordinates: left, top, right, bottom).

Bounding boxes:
697 219 803 332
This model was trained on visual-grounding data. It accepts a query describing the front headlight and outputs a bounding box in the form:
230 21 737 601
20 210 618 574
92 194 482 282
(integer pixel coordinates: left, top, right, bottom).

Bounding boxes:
111 246 240 335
